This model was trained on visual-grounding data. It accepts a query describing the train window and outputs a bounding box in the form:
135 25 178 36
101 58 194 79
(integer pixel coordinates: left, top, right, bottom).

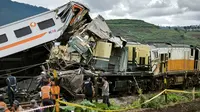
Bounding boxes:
191 49 194 56
59 9 70 22
14 26 32 38
38 18 55 30
161 54 164 61
153 51 158 58
0 34 8 44
169 53 171 58
139 57 145 65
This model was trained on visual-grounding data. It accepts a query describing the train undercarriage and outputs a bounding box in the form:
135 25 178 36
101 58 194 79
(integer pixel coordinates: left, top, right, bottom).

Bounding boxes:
101 70 200 96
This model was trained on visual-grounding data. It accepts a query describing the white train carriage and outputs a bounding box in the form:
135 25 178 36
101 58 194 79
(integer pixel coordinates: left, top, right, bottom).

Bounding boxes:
150 43 171 75
0 1 89 58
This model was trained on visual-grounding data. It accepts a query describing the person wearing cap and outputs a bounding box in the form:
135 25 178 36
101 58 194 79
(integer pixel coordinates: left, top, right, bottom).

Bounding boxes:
11 100 23 112
0 95 10 112
6 73 17 106
41 79 54 112
30 99 42 112
37 72 51 90
46 75 51 86
83 77 95 102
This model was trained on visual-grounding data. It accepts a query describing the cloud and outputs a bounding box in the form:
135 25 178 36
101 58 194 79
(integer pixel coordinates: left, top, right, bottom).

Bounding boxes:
82 0 121 12
12 0 200 26
148 0 170 8
177 0 200 11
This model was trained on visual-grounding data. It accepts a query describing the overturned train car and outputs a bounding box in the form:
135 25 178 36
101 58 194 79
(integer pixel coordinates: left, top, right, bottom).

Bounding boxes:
0 1 91 86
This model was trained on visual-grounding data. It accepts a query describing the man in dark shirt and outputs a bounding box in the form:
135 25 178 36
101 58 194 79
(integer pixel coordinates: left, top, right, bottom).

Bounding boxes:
6 73 17 106
83 77 94 102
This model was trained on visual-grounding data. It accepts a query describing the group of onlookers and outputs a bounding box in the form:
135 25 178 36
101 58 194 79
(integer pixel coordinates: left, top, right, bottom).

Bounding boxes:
0 72 60 112
0 72 110 112
39 72 60 112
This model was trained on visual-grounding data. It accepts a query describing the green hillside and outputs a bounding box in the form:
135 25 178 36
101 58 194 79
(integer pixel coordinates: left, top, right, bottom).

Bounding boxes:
107 19 200 46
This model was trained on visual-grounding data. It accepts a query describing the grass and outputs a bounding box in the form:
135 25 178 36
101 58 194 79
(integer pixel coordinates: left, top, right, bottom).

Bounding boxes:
60 100 121 112
131 89 197 109
61 88 200 111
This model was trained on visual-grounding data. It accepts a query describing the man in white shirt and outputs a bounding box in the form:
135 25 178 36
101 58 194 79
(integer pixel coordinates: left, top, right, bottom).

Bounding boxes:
101 77 110 107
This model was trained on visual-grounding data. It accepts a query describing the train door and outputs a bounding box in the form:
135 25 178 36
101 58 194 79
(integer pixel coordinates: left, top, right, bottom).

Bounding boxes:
160 54 167 73
184 51 189 70
132 47 136 70
165 53 168 72
194 48 199 70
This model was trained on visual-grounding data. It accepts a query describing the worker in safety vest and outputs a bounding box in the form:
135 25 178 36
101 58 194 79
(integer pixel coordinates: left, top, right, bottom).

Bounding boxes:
6 73 17 106
50 80 60 103
41 79 54 112
51 80 60 112
0 95 10 112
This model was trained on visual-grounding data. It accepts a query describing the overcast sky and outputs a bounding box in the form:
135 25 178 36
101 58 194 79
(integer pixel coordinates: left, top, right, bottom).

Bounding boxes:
12 0 200 26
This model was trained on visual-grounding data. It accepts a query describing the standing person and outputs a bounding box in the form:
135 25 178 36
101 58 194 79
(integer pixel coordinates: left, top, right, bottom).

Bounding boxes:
6 73 17 106
0 95 10 112
41 79 54 112
30 99 42 112
51 80 60 112
50 80 60 103
101 77 110 107
83 77 94 102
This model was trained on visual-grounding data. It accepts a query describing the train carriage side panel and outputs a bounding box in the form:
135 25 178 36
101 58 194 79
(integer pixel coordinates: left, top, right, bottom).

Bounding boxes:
127 42 150 71
168 45 194 72
150 43 170 75
0 12 63 58
0 2 89 58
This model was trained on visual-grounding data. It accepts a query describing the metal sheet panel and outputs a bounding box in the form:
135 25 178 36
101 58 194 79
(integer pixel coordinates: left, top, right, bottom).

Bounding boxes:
93 41 112 58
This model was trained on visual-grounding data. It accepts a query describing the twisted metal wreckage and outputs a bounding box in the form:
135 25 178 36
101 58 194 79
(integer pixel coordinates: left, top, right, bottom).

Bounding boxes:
47 15 127 99
0 14 127 101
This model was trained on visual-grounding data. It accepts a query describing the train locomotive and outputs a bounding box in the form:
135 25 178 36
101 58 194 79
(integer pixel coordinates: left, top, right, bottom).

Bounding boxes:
99 42 200 94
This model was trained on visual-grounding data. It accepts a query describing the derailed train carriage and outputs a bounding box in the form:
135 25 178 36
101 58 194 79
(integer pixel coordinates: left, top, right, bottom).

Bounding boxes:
47 15 200 96
101 42 200 94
